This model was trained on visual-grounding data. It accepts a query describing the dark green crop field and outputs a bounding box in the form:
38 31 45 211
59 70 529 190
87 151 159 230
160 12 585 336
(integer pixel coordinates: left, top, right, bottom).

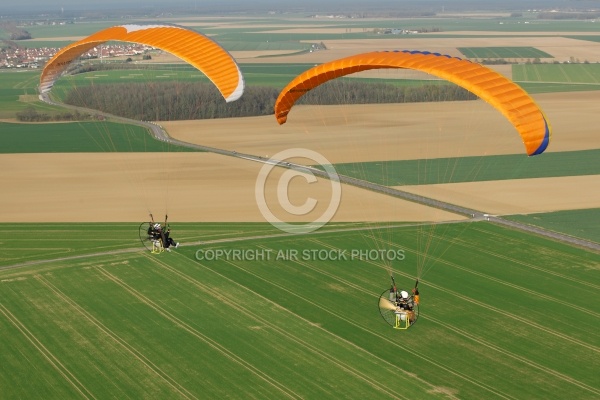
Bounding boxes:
458 46 553 59
0 222 598 399
0 71 65 117
326 149 600 186
0 121 196 153
505 208 600 244
513 63 600 84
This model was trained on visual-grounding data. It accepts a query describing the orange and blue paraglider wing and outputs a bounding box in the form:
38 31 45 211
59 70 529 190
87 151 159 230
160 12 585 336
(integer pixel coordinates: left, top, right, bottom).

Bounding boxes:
274 50 550 156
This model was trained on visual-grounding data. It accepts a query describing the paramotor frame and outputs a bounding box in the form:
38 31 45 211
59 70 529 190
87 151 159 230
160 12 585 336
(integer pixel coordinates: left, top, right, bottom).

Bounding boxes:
378 289 419 330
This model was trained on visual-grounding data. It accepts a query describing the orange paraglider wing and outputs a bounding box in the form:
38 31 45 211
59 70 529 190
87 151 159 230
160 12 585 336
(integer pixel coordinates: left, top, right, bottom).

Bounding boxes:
274 50 550 156
40 24 244 102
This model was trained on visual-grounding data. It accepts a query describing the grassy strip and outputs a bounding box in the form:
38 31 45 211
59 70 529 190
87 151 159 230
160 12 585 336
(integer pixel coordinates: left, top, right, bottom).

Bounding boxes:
504 208 600 243
518 81 600 93
0 121 199 153
326 149 600 186
0 222 373 268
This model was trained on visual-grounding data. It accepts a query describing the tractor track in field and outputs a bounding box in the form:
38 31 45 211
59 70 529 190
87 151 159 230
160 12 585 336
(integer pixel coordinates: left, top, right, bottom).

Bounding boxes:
0 220 466 271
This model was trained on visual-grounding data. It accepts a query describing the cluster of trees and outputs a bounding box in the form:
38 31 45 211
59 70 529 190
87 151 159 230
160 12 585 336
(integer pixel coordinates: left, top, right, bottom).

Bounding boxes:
123 55 151 62
16 107 99 122
64 82 279 120
62 80 476 121
314 11 436 19
478 58 594 65
537 11 600 20
0 22 31 40
9 30 31 40
298 80 476 106
69 62 175 75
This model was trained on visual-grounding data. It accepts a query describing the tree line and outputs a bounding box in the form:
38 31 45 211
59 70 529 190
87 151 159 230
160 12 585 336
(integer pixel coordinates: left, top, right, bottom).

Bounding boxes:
537 11 600 20
16 107 100 122
0 22 31 40
298 80 476 106
63 83 280 121
62 80 476 121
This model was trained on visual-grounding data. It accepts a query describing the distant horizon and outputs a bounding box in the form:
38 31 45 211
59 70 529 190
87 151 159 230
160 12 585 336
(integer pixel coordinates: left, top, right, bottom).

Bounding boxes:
1 0 596 17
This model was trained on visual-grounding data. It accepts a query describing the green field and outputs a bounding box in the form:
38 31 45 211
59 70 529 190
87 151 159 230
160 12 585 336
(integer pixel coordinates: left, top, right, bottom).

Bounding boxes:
45 62 600 99
0 121 197 153
0 222 287 268
18 22 120 40
459 46 553 59
565 35 600 43
326 149 600 186
513 63 600 84
0 70 39 92
0 70 66 117
518 81 600 93
0 222 598 399
51 63 464 90
48 63 318 94
505 208 600 243
47 67 218 102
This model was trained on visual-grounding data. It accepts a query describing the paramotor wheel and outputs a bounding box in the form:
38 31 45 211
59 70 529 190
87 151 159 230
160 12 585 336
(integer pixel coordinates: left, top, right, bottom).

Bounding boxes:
378 289 419 329
138 222 153 251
